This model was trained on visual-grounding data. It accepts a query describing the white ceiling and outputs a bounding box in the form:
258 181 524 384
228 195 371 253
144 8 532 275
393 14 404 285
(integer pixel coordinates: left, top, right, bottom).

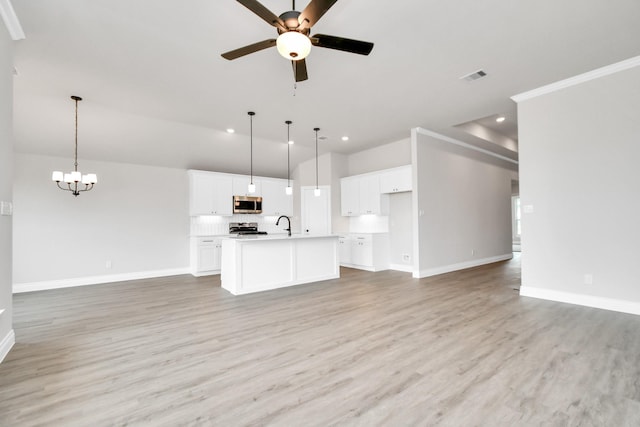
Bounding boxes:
10 0 640 178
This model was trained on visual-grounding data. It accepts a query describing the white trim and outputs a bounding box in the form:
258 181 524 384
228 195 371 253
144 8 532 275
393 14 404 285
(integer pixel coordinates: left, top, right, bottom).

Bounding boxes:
520 286 640 316
413 254 513 279
0 0 25 40
511 55 640 103
13 267 190 293
414 127 519 165
389 263 413 273
0 329 15 363
340 263 388 272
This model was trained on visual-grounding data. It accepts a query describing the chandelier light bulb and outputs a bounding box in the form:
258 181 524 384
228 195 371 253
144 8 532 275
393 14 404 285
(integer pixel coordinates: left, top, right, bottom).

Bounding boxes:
276 31 312 60
314 188 321 197
285 186 293 195
248 183 256 194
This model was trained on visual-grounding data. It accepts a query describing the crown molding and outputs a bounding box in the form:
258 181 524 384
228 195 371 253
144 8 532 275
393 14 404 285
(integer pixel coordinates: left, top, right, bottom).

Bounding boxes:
0 0 25 41
511 55 640 103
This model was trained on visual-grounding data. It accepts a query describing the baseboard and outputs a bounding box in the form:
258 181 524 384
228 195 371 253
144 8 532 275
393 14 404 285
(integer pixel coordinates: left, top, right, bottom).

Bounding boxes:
519 286 640 316
413 254 513 279
0 329 15 364
389 263 413 273
13 267 191 293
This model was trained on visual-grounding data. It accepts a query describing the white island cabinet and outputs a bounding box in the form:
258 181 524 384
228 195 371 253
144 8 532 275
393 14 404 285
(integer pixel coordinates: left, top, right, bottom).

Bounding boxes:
221 234 339 295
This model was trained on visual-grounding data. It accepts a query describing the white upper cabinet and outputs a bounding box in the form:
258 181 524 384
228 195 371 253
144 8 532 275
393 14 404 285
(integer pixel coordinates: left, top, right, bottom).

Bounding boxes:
261 178 293 216
340 165 411 216
189 171 233 216
232 176 262 197
358 174 382 215
380 165 412 193
340 177 360 216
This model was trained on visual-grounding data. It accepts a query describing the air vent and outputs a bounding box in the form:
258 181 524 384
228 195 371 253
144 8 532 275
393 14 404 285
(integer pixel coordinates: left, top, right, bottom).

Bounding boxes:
460 69 487 82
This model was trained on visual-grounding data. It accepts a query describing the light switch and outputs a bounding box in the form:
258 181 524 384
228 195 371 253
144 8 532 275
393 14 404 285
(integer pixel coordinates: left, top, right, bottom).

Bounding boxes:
0 201 12 216
523 204 534 214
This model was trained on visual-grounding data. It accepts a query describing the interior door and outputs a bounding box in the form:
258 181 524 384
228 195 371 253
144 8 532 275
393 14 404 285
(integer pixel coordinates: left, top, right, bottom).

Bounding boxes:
301 186 331 235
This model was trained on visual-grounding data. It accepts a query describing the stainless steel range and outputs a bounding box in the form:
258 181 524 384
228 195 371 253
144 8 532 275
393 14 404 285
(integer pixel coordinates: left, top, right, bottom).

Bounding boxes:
229 222 267 235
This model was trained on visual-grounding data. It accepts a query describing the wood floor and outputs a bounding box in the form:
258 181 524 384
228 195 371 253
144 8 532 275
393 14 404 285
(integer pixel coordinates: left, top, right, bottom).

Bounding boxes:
2 254 640 426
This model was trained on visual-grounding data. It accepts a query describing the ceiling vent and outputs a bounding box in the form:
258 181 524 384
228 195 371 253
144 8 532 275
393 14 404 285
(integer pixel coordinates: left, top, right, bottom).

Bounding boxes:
460 69 487 82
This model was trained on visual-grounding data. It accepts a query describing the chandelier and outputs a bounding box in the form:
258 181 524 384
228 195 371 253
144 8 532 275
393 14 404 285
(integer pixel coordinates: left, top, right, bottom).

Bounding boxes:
51 96 97 196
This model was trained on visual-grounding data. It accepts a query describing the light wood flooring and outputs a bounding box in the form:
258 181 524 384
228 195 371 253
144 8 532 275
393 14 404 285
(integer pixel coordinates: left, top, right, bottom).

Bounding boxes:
2 254 640 426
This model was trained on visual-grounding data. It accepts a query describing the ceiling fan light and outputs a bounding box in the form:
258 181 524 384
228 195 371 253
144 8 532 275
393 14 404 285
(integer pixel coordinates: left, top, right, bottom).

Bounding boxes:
276 32 311 61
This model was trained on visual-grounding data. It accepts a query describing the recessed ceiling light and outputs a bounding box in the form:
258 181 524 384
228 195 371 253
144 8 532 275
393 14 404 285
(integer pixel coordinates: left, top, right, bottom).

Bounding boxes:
341 136 349 141
226 128 235 133
495 116 506 123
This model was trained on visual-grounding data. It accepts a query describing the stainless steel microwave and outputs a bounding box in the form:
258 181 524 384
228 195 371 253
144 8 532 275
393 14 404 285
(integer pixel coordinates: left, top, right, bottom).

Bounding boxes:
233 195 262 214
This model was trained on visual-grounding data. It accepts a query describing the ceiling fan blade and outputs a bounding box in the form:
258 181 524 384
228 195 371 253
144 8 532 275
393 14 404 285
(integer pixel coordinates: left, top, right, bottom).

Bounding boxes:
292 59 308 82
237 0 286 30
221 39 277 60
311 34 374 55
298 0 338 31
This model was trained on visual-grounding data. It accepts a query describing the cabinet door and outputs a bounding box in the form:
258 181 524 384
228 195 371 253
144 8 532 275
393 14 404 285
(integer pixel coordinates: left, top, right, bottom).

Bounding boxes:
380 166 412 193
197 241 218 271
232 176 261 197
210 175 233 215
352 236 373 266
261 178 293 216
190 173 216 215
340 177 359 216
190 172 233 216
359 175 381 215
338 236 352 264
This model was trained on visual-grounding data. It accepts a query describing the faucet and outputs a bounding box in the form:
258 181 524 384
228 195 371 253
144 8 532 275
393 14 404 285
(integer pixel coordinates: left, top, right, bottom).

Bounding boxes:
276 215 291 236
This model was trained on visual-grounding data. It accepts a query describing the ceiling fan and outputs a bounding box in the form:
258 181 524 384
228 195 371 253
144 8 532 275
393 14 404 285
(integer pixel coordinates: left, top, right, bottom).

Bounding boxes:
221 0 374 82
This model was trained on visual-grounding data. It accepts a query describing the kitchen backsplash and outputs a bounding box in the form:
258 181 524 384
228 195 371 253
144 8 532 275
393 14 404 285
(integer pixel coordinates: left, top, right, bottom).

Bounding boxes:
191 215 292 236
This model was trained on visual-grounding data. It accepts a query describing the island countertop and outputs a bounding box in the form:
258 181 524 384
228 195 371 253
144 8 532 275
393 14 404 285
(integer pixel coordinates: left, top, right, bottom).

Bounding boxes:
220 234 340 295
222 233 339 241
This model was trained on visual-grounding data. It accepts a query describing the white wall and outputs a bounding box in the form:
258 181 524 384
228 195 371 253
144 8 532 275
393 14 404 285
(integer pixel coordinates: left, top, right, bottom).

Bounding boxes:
13 154 190 291
347 138 411 176
517 59 640 314
412 129 514 278
388 192 413 271
0 20 15 362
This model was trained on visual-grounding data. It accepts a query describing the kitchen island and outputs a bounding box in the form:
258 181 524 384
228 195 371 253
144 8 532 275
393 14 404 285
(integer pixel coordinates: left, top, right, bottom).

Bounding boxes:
220 234 339 295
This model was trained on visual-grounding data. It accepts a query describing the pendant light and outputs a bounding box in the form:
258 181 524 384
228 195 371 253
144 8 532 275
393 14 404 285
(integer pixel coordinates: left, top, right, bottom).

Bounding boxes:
247 111 256 194
285 120 293 195
314 127 321 197
51 95 97 196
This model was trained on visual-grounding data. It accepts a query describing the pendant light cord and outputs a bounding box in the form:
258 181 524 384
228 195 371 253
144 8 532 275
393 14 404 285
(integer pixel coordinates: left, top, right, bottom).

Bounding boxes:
286 121 292 186
314 127 320 190
74 97 79 172
248 111 255 185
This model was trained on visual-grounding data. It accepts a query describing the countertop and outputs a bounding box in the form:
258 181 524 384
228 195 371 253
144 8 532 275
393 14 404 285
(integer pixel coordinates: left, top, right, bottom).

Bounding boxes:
222 234 338 241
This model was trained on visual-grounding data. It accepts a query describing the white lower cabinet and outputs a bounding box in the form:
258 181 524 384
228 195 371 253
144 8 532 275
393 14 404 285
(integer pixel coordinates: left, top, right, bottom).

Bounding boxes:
190 237 223 276
339 233 389 272
338 235 353 265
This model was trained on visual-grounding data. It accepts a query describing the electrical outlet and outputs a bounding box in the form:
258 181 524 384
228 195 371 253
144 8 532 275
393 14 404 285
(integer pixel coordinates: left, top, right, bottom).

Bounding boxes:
402 254 411 262
106 260 112 269
471 249 476 256
584 274 593 285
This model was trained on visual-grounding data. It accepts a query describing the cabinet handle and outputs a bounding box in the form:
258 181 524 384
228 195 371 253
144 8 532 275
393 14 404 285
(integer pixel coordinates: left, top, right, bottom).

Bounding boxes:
202 240 213 243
